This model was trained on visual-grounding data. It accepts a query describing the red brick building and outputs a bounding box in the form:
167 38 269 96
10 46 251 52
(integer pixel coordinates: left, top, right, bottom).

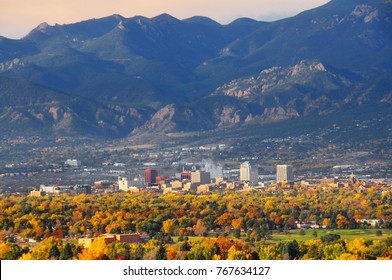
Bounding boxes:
144 169 158 186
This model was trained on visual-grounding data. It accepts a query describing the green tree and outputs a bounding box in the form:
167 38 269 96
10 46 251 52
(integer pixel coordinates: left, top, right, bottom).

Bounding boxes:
155 244 167 260
134 245 145 260
107 242 130 260
48 245 60 260
321 233 341 244
283 240 300 260
180 241 191 252
233 229 241 239
60 243 73 260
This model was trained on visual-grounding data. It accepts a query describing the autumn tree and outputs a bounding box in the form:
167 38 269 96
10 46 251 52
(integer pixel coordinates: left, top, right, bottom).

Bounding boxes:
193 219 207 236
20 237 62 260
0 242 26 260
227 245 247 260
258 245 282 260
346 238 369 259
323 242 346 260
78 237 108 260
107 242 130 260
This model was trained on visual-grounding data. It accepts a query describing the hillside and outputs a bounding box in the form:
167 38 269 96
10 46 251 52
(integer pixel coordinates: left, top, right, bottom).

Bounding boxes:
0 0 391 140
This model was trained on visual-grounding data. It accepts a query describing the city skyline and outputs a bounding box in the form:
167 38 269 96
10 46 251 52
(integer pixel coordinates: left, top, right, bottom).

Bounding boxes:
0 0 330 39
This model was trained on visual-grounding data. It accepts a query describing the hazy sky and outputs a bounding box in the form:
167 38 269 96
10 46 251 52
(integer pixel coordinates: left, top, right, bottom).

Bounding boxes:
0 0 330 39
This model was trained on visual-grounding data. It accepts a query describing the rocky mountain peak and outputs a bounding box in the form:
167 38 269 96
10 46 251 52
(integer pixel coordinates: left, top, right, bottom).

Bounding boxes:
37 22 50 31
117 21 127 31
350 4 380 23
289 61 327 77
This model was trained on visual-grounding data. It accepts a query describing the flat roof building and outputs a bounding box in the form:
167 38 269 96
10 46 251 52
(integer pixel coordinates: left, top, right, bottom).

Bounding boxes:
144 169 158 186
240 161 258 185
191 170 211 186
118 176 129 191
276 164 294 183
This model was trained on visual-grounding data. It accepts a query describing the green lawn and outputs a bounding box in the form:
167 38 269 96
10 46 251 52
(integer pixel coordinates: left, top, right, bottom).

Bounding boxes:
172 229 392 244
172 236 207 243
266 229 392 244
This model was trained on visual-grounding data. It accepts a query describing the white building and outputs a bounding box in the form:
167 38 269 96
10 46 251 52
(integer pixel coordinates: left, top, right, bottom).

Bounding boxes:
65 159 81 167
240 161 258 185
118 176 129 191
40 185 59 194
276 164 294 183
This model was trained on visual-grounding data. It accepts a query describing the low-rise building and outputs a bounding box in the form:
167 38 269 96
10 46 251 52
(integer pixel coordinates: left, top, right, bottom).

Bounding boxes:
65 159 81 167
78 233 149 249
29 190 46 197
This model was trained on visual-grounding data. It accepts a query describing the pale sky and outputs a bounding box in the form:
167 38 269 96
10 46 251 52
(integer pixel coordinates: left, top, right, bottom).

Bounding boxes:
0 0 330 39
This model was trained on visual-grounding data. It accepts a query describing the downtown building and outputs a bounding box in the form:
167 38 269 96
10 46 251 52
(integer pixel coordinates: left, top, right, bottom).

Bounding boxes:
276 164 294 183
240 161 258 185
190 170 211 186
118 176 129 191
144 169 158 186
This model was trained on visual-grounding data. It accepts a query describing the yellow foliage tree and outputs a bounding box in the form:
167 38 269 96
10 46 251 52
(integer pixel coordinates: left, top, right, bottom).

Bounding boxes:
227 245 246 260
259 245 282 260
78 237 108 260
323 243 346 260
346 238 368 259
322 218 331 228
162 219 176 235
336 253 360 260
336 214 349 229
301 239 323 260
19 237 62 260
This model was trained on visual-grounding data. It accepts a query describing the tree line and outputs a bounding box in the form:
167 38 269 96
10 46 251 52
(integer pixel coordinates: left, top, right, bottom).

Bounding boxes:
0 185 391 259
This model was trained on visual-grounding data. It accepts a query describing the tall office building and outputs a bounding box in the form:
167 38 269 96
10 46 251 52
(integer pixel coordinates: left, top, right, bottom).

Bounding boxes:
118 176 129 191
144 169 158 186
191 170 211 185
240 162 258 184
276 165 294 183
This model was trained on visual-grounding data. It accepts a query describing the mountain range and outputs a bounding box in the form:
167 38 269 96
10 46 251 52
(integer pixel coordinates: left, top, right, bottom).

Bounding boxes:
0 0 391 141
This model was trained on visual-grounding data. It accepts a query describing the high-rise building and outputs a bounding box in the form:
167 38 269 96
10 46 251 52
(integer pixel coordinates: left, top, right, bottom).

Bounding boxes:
276 165 294 183
144 169 158 186
118 176 128 191
240 161 258 184
191 170 211 186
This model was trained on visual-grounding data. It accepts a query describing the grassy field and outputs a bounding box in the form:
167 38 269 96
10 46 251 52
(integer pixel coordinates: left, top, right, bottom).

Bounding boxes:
266 229 392 244
172 229 392 244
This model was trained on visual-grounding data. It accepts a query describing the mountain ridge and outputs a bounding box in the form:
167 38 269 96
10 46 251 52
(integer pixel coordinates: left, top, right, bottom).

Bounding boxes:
0 0 391 140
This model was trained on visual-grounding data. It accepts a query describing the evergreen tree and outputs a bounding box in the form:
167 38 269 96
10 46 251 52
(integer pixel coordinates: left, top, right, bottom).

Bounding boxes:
155 244 167 260
60 243 73 260
48 245 60 260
